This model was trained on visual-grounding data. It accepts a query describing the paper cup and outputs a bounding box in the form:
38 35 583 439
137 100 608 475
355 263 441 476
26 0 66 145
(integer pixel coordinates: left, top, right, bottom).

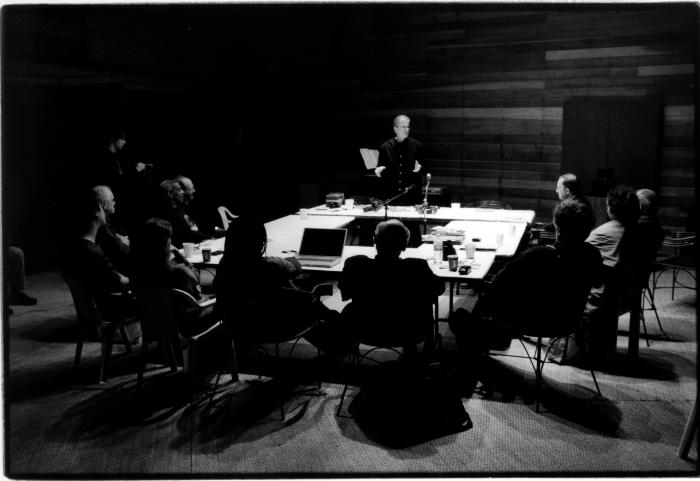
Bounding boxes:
465 242 476 259
496 232 504 246
300 208 309 220
182 243 195 258
451 202 461 209
344 198 355 210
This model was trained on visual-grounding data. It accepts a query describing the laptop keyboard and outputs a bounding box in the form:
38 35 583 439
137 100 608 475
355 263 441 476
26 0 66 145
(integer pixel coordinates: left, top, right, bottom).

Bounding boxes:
299 256 332 262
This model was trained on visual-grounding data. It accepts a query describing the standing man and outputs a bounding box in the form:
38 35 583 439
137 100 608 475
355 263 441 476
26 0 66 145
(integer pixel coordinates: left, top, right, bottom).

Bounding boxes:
375 114 429 205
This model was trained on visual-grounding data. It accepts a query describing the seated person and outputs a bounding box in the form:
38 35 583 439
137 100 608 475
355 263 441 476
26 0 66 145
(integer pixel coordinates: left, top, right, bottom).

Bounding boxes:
62 195 133 323
93 185 131 274
634 188 665 270
159 179 212 248
339 219 445 351
585 185 641 309
175 175 224 236
214 215 350 355
130 218 216 337
449 199 602 358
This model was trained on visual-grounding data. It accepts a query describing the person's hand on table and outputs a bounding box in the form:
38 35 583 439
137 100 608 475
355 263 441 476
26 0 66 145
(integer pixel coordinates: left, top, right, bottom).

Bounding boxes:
135 162 147 173
375 166 386 177
413 161 423 173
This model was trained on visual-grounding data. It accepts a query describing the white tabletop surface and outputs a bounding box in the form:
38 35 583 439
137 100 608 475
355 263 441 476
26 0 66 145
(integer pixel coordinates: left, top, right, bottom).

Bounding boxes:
306 204 535 224
184 213 506 280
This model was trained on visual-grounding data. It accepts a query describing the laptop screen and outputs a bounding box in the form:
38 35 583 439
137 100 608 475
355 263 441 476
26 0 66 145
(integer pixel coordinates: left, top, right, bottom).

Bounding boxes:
298 228 347 257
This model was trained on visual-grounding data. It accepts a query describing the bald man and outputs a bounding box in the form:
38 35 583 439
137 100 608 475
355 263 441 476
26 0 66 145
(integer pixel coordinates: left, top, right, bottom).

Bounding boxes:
93 185 131 273
375 114 429 204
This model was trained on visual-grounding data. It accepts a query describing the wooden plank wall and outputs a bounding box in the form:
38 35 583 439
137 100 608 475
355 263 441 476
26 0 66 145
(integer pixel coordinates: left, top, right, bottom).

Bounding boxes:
327 6 696 229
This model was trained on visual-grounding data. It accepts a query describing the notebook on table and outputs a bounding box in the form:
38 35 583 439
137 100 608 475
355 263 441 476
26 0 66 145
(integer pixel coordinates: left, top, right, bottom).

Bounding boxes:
297 228 348 268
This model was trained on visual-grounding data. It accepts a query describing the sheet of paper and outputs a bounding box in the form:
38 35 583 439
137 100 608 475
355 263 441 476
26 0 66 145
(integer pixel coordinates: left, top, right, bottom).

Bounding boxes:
359 148 379 170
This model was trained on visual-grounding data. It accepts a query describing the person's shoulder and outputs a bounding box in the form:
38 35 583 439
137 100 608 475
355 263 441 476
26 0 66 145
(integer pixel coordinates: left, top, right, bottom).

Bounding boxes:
380 138 395 149
407 137 422 147
345 254 372 266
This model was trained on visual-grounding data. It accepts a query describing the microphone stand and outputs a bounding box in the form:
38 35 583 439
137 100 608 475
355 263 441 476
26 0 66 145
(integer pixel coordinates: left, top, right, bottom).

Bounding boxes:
421 174 431 235
374 186 415 220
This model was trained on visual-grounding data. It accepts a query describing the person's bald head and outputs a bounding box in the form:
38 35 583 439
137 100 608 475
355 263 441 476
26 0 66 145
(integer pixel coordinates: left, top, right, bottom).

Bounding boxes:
92 185 116 215
636 188 659 216
175 175 195 204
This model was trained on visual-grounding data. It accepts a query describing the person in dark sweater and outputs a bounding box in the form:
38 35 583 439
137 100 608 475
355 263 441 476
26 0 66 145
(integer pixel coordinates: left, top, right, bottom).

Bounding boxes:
449 199 602 355
375 114 430 204
215 215 351 355
93 185 131 274
339 219 445 350
62 195 132 323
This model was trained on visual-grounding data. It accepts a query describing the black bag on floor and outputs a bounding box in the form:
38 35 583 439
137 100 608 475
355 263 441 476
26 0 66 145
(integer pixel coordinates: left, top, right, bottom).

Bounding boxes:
348 362 473 448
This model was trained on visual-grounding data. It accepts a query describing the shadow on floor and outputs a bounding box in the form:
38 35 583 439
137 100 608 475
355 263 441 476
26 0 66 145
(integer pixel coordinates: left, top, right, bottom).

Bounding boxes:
476 357 622 436
179 377 325 455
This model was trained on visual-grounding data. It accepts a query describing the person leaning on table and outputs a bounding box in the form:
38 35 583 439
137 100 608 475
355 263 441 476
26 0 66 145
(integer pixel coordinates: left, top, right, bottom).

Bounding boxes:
214 215 353 356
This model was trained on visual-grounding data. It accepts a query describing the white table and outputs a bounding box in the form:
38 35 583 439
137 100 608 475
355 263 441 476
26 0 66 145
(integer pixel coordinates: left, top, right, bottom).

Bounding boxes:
442 220 529 257
307 204 535 224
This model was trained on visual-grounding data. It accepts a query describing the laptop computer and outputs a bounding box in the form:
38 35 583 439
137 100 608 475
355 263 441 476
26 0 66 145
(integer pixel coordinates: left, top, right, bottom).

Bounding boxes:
297 228 347 268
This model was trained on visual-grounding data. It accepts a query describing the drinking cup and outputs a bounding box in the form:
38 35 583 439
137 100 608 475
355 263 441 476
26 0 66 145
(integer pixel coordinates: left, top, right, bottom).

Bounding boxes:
344 198 355 210
451 202 461 209
465 242 476 259
300 208 309 220
182 243 195 258
202 247 212 262
496 232 504 247
448 254 458 271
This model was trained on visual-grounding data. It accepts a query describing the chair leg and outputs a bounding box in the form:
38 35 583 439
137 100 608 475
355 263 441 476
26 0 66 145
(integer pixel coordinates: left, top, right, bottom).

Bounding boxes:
672 268 678 300
678 400 698 458
534 337 544 413
74 337 84 371
138 341 149 385
640 309 650 347
99 331 115 384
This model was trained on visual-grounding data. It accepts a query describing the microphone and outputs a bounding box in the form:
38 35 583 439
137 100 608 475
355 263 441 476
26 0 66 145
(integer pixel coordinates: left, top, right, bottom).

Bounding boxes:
404 185 416 193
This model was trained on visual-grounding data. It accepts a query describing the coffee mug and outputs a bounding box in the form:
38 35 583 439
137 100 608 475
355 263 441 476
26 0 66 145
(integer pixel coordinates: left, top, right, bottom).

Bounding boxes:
202 248 212 262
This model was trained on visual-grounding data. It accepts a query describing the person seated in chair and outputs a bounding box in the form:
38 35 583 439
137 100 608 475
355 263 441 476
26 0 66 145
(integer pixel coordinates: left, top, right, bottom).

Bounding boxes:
62 193 133 323
93 185 131 274
159 178 213 248
584 185 642 312
634 188 665 270
339 219 445 354
214 215 351 356
448 199 602 362
130 218 217 337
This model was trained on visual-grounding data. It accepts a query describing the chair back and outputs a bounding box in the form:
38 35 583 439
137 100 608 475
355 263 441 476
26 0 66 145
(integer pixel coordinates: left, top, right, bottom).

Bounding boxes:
217 206 238 231
62 272 104 328
230 287 316 344
132 286 185 343
347 295 435 349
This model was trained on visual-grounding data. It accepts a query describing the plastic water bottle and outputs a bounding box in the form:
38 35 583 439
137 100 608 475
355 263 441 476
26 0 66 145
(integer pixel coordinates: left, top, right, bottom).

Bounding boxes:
433 235 443 264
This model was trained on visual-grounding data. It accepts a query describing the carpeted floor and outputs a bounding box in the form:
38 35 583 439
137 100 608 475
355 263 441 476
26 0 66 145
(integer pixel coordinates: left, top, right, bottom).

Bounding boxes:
5 270 698 476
